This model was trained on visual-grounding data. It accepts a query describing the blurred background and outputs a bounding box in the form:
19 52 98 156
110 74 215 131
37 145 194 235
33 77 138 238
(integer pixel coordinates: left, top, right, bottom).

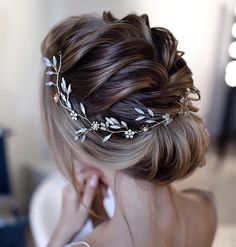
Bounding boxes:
0 0 236 246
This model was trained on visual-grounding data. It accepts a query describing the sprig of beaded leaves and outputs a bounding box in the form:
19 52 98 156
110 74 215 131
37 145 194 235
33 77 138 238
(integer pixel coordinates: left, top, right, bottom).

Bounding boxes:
43 52 200 143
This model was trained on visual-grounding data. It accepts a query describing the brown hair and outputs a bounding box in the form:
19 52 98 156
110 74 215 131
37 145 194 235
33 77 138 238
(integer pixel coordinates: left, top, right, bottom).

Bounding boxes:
40 10 209 245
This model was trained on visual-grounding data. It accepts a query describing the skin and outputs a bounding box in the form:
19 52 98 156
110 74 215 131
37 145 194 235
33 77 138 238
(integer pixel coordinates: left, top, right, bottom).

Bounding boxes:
47 161 217 247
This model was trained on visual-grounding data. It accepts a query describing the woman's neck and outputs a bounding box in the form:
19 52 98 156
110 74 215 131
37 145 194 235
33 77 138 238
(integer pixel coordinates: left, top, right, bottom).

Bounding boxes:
111 174 173 223
103 171 184 246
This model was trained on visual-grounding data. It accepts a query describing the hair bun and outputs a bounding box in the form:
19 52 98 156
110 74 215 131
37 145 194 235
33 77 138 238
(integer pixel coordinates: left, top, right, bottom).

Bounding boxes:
41 11 209 186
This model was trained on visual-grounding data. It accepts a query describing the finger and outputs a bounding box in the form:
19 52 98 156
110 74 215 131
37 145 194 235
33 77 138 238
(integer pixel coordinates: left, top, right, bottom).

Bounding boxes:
75 172 103 199
75 167 108 185
62 184 77 200
62 184 80 210
75 170 107 199
76 170 102 186
79 174 98 215
75 170 99 185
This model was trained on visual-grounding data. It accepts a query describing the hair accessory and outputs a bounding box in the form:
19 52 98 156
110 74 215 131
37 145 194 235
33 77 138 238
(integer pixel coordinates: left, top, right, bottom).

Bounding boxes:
43 52 199 142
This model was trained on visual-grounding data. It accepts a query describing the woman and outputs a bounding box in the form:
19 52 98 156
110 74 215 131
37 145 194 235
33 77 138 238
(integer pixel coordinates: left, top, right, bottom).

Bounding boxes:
41 11 217 247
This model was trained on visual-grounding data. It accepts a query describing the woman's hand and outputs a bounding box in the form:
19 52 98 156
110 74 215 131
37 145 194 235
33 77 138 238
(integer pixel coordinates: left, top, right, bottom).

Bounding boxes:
47 171 100 247
77 168 110 227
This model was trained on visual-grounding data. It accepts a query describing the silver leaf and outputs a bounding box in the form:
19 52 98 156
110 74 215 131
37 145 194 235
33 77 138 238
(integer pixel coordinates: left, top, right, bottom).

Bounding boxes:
110 117 119 124
43 57 52 67
147 109 154 117
66 100 71 109
100 126 107 131
80 103 86 115
81 134 86 142
67 84 72 94
45 81 54 86
105 117 114 125
74 135 79 140
110 125 121 129
134 108 145 114
145 120 156 123
46 71 55 75
53 56 57 67
61 77 67 92
121 121 127 128
135 116 146 121
102 134 112 142
100 122 106 127
60 92 66 102
75 128 87 134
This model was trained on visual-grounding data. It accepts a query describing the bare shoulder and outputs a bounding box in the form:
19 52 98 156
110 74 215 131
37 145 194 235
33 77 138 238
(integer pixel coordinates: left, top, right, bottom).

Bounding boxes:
182 188 217 218
181 188 218 244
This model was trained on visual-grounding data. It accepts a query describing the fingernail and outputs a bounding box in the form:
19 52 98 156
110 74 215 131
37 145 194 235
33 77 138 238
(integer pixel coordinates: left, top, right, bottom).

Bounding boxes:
89 174 98 188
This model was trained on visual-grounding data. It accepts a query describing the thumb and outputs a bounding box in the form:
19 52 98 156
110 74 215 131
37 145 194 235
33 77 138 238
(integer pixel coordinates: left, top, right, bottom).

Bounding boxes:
79 174 98 214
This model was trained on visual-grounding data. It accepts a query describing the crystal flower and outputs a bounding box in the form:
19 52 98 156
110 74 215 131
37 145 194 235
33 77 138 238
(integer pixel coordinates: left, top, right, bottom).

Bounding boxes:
125 129 135 138
91 121 100 130
70 110 78 120
162 113 172 125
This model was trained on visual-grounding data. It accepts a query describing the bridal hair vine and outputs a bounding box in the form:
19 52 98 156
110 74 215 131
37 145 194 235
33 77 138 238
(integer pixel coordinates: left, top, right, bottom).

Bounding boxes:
43 52 200 143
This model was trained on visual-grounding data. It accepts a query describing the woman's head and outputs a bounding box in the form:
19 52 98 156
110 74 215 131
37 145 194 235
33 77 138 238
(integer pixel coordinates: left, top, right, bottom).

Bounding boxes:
40 11 209 186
